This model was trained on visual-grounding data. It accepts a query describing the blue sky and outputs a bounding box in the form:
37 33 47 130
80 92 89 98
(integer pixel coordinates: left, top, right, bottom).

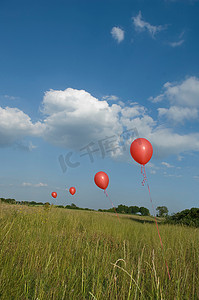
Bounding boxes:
0 0 199 214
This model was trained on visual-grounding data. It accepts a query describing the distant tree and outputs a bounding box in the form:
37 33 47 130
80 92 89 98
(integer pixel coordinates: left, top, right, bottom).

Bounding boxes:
117 204 128 214
65 205 72 209
21 201 29 206
156 206 168 217
70 203 77 208
57 205 64 208
128 206 140 214
165 208 199 228
29 201 37 206
107 208 115 213
139 207 150 216
189 207 199 219
2 198 16 204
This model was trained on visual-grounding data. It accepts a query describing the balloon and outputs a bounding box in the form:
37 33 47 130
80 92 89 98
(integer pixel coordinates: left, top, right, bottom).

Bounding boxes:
51 192 57 198
94 171 109 190
69 187 76 195
130 138 153 165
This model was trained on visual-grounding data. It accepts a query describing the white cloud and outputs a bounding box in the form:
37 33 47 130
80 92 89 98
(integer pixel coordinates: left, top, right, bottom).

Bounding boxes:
150 170 156 174
120 114 157 138
22 182 32 186
132 11 166 38
147 162 160 170
193 175 199 180
102 95 119 101
158 106 198 123
168 31 185 47
14 141 38 151
41 88 123 149
149 129 199 158
118 101 125 107
119 110 198 158
161 162 174 168
164 174 182 178
2 94 18 100
0 106 44 147
35 183 48 187
1 85 199 161
144 162 159 174
22 182 48 187
148 94 165 103
121 105 146 118
169 40 184 47
177 155 184 161
150 77 199 107
111 26 124 43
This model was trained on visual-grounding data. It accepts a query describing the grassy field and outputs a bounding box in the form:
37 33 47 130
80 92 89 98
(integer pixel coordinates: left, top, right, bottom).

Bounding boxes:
0 202 198 300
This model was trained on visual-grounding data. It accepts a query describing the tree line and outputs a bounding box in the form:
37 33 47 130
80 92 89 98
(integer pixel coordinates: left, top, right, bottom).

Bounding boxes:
0 198 149 215
164 207 199 228
0 198 163 217
99 205 150 216
1 197 198 227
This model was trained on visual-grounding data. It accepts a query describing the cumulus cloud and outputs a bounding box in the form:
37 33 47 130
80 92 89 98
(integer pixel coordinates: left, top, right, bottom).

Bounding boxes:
149 129 199 158
150 77 199 123
41 88 123 149
120 113 199 158
0 106 44 147
111 26 124 43
158 106 198 123
150 77 199 107
1 84 199 161
121 105 146 119
132 11 166 38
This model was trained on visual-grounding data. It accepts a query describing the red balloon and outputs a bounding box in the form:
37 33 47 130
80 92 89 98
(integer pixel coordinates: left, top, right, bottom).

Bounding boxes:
69 187 76 195
130 138 153 165
51 192 57 198
94 171 109 190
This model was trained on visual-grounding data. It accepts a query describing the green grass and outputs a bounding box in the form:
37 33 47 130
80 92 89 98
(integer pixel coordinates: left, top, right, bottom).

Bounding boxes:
0 202 198 299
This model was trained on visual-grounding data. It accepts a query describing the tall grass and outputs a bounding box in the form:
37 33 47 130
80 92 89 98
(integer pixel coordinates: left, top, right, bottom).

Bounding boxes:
0 202 198 299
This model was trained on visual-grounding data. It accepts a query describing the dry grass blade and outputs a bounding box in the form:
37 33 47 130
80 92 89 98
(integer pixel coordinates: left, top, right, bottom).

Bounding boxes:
0 219 15 245
111 259 145 299
89 291 98 299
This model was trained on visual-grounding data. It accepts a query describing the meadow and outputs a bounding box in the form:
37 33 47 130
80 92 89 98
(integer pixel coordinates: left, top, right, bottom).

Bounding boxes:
0 202 198 300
